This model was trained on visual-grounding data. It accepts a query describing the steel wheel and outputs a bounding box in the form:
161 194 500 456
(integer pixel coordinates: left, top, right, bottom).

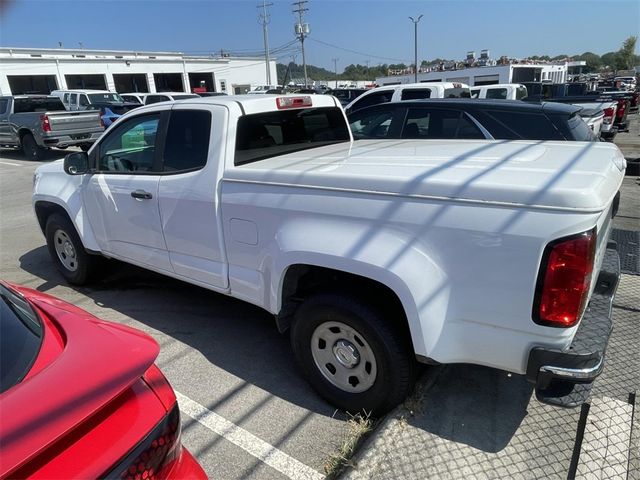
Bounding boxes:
53 229 78 272
310 320 378 393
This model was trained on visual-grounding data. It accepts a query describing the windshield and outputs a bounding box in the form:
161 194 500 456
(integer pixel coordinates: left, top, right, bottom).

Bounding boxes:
235 107 350 166
0 284 43 393
89 93 124 104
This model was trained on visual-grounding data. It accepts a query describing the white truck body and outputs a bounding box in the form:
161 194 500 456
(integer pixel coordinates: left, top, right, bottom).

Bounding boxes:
344 82 470 114
470 83 528 100
32 94 625 413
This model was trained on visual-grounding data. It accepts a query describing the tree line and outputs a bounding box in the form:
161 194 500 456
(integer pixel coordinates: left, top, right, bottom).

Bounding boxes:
277 36 638 83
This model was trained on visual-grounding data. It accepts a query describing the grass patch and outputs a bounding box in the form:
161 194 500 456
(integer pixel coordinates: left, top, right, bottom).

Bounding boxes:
324 412 375 479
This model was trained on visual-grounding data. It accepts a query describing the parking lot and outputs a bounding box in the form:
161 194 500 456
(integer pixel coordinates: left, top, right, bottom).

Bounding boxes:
1 126 638 479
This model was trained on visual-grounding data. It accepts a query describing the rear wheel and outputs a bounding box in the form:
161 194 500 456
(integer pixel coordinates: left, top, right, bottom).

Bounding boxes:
45 213 99 285
21 134 44 161
291 293 415 415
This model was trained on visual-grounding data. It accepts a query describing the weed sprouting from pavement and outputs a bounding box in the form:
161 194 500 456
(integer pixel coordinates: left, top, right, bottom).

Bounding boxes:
323 412 374 479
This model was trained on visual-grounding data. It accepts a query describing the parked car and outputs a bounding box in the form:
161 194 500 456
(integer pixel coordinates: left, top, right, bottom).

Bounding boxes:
196 92 228 97
0 281 207 479
122 92 201 105
51 89 141 127
34 94 623 414
0 95 103 160
344 82 471 115
325 88 368 107
470 83 528 100
348 99 597 142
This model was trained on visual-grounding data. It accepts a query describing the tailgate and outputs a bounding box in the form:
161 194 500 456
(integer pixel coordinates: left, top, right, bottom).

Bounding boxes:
47 110 102 133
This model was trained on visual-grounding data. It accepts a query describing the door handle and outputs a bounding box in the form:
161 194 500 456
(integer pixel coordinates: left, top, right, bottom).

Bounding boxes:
131 189 153 200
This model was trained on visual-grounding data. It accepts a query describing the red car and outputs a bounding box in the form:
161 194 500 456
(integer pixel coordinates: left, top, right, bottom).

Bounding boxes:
0 281 207 480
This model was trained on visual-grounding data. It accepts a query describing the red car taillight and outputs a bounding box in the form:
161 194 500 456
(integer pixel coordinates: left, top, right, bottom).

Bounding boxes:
104 403 181 480
616 99 626 119
603 107 615 125
533 229 597 328
41 114 52 133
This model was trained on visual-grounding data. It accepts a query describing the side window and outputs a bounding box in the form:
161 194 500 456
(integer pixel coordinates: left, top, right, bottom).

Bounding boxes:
474 110 563 140
349 108 395 139
163 110 211 172
98 114 161 172
485 88 508 100
403 109 484 139
70 94 78 108
63 93 70 105
351 91 393 112
470 89 480 99
79 95 90 107
0 99 8 114
400 88 432 101
146 95 169 105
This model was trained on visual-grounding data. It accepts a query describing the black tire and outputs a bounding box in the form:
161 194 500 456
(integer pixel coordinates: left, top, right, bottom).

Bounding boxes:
45 213 98 285
290 293 415 415
21 133 44 161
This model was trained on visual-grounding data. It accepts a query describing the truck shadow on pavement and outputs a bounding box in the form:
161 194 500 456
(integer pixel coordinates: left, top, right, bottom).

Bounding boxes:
402 364 533 453
0 147 72 162
18 246 346 418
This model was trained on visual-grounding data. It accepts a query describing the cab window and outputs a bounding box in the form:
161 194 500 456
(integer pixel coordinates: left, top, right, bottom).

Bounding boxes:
349 91 393 113
485 88 508 100
79 95 90 107
402 109 484 139
163 110 211 172
349 108 395 139
401 88 432 100
98 114 161 172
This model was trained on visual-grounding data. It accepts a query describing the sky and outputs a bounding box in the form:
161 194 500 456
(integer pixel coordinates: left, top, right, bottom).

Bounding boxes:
1 0 639 71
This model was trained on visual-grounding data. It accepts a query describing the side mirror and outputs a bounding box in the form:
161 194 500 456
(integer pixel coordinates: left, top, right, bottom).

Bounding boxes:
63 152 89 175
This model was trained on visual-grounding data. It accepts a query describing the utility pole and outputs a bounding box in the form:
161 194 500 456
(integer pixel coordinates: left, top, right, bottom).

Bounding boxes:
409 15 423 83
292 0 310 87
258 1 273 86
332 58 339 88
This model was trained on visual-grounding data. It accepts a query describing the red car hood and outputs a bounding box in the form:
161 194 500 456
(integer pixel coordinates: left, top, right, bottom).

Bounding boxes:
0 286 159 478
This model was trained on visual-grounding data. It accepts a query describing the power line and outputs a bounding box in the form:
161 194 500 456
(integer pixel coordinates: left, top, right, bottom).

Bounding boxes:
308 37 410 64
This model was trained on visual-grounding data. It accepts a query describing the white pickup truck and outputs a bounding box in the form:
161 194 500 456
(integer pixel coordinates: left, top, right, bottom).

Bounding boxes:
33 94 624 414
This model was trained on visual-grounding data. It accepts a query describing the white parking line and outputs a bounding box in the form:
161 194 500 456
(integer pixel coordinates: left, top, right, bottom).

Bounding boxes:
0 161 22 167
176 391 325 480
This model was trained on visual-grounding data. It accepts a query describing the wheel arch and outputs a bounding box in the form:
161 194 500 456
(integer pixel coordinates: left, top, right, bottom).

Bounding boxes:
276 259 425 358
34 199 100 253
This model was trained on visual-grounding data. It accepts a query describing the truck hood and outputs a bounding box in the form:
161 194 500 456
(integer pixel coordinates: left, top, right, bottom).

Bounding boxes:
227 139 625 212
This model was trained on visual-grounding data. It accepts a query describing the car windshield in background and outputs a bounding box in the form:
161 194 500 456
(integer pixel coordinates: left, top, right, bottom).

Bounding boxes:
0 284 43 393
444 88 471 98
89 93 124 103
235 107 350 166
14 97 66 113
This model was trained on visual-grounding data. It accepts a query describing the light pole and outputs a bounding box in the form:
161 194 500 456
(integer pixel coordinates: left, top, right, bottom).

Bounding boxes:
332 58 339 88
258 1 274 86
409 15 423 83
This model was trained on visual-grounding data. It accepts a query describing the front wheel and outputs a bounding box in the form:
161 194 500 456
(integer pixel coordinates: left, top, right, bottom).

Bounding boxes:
291 293 415 415
45 213 98 285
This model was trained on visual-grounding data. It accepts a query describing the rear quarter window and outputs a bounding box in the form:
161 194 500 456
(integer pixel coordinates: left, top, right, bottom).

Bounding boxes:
472 110 564 140
235 107 350 166
401 89 432 100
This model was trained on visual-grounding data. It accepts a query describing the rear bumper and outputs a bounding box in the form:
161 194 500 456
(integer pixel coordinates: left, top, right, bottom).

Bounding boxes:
525 245 620 407
41 130 103 147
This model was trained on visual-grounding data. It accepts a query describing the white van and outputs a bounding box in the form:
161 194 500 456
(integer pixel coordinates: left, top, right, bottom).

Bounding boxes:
470 84 528 100
344 82 470 114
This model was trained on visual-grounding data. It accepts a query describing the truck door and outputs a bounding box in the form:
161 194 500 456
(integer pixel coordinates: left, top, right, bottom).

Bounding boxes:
82 111 172 271
157 105 229 289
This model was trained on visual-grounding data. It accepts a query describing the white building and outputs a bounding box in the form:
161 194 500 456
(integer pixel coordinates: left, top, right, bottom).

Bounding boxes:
0 47 277 96
376 63 569 87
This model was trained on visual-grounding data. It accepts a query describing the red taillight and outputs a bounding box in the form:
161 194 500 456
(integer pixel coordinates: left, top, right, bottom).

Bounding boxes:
616 99 626 119
41 114 51 133
603 107 615 125
534 229 597 328
106 403 181 480
276 96 312 109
